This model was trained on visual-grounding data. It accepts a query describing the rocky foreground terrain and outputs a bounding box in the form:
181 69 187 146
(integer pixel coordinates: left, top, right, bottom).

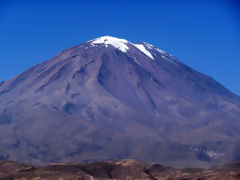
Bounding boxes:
0 159 239 180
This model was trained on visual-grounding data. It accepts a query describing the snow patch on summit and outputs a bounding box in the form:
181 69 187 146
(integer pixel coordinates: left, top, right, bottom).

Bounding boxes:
142 42 154 49
155 48 167 54
89 36 175 62
134 44 154 60
90 36 129 52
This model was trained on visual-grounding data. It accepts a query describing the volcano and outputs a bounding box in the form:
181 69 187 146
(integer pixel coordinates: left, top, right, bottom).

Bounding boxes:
0 36 240 167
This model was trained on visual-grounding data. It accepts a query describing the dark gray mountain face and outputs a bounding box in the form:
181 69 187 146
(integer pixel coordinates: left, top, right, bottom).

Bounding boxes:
0 36 240 167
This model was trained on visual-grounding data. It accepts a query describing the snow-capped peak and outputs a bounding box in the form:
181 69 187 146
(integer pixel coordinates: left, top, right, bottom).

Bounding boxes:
133 43 154 60
90 36 129 52
89 36 174 62
90 36 155 60
142 42 154 49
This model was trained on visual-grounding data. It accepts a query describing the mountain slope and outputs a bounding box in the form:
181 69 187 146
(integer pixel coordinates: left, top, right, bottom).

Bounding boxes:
0 36 240 166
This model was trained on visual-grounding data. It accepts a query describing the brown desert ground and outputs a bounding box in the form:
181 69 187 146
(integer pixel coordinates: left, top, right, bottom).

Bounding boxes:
0 159 239 180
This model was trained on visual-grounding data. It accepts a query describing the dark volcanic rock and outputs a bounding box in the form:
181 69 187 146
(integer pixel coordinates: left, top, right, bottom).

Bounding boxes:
0 159 240 180
0 36 240 166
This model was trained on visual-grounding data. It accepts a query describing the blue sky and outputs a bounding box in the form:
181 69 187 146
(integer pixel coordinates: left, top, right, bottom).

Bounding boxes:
0 0 240 95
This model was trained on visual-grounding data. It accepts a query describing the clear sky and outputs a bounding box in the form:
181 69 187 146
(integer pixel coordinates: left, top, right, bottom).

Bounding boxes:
0 0 240 95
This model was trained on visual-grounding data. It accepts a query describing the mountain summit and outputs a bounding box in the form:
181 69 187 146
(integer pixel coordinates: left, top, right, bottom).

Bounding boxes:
0 36 240 166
